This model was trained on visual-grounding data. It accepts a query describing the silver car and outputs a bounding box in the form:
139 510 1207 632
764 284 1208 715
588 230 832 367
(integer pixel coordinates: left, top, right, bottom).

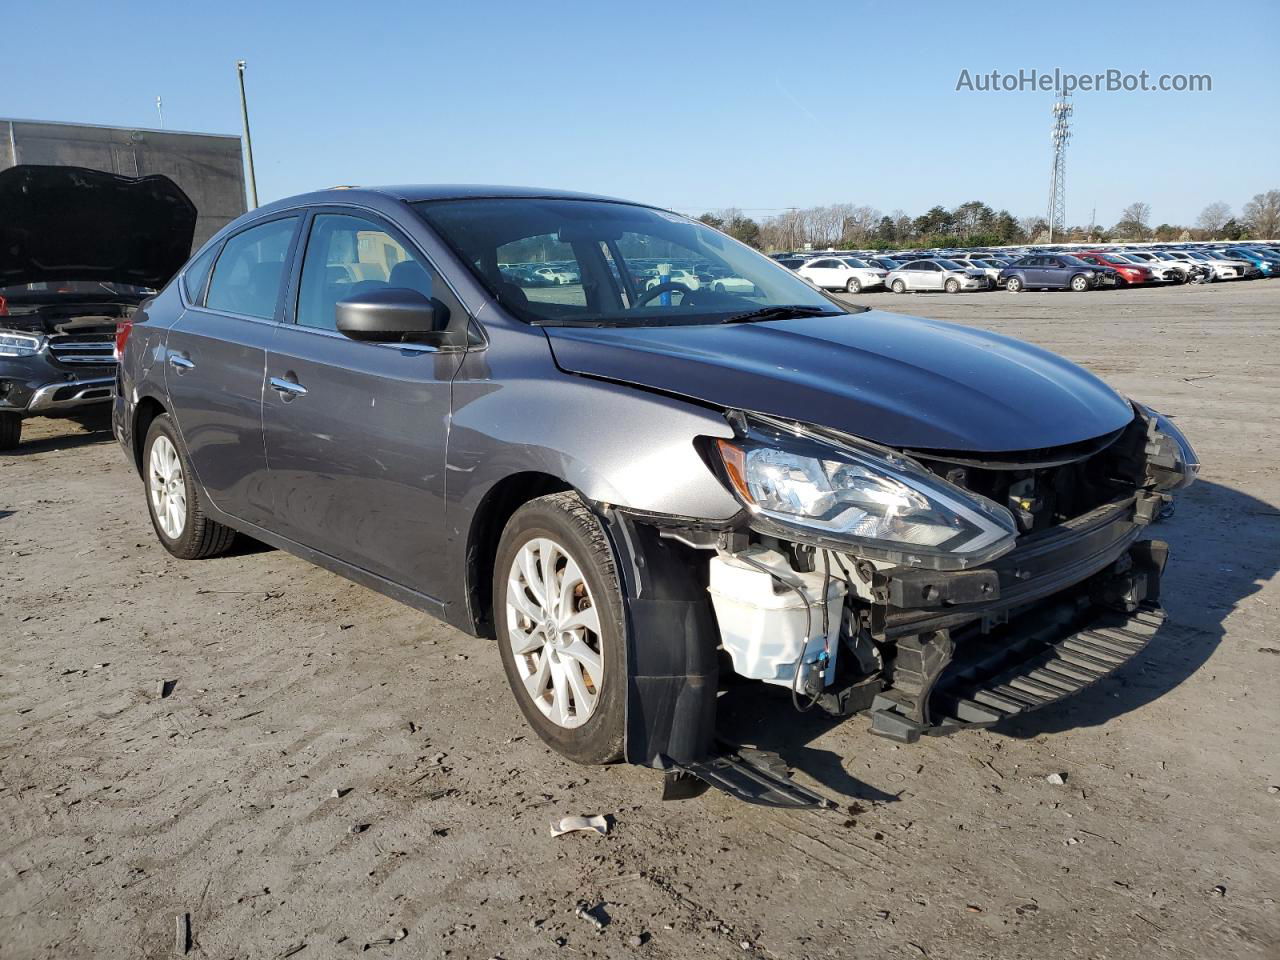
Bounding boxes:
886 258 992 293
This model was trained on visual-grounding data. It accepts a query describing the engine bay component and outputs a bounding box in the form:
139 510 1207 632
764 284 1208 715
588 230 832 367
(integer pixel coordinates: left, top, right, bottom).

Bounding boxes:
707 547 845 690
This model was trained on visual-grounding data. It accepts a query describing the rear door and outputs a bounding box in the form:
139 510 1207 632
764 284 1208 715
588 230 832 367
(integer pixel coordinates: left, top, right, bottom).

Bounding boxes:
164 214 300 527
259 209 465 600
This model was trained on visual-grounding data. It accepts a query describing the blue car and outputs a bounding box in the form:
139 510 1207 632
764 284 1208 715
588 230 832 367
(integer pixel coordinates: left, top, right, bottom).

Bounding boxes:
1219 247 1278 277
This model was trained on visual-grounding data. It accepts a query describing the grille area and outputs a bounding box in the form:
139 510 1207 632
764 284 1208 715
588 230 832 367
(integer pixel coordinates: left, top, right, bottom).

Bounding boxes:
47 334 116 366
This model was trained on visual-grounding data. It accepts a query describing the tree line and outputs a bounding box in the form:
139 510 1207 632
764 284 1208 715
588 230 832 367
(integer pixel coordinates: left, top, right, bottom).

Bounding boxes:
698 190 1280 251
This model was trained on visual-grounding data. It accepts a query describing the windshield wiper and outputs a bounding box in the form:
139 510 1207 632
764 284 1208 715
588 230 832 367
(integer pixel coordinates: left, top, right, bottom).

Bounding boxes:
718 304 841 324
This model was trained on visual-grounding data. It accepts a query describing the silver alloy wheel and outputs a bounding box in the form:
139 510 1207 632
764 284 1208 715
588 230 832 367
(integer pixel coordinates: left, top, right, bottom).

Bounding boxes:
149 434 187 539
505 536 604 729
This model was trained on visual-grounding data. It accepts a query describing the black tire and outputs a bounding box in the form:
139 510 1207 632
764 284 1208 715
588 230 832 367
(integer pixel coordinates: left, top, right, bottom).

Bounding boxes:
846 277 861 294
944 278 960 294
0 412 21 451
493 492 626 765
1006 276 1023 293
891 279 906 294
1070 274 1090 292
142 414 236 560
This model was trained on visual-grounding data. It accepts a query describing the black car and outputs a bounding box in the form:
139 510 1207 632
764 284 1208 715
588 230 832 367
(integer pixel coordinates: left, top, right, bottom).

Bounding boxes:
0 165 196 449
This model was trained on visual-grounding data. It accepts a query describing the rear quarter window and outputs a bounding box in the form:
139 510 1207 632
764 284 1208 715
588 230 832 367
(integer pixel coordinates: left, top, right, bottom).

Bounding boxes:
182 243 221 306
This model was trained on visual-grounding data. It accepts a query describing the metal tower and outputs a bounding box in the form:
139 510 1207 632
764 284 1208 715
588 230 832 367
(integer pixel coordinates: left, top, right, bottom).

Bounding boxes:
1046 95 1072 242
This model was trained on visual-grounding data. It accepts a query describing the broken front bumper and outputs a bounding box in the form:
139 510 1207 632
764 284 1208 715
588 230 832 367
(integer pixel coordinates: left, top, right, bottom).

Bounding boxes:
860 493 1169 743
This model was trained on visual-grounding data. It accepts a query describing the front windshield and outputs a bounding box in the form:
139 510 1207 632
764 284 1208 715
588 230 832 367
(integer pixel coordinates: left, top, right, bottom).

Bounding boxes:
842 258 869 268
1059 255 1090 266
413 197 844 326
934 259 966 270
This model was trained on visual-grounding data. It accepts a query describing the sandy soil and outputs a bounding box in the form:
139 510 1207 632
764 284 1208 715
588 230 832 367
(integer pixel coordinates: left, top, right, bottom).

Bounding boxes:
2 280 1277 959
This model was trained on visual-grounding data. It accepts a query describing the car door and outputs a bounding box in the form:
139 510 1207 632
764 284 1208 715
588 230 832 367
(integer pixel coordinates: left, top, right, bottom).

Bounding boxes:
801 258 832 288
260 209 465 600
917 261 943 290
163 214 301 527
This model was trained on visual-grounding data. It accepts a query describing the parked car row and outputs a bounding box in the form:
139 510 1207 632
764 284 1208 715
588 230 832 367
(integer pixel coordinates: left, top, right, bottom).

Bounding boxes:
770 240 1280 294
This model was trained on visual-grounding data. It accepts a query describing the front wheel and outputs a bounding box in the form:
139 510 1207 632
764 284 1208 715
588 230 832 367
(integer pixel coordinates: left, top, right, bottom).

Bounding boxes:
493 492 626 765
143 415 237 559
1070 274 1090 292
846 277 862 294
944 278 961 294
891 279 906 294
0 412 21 451
1006 276 1023 293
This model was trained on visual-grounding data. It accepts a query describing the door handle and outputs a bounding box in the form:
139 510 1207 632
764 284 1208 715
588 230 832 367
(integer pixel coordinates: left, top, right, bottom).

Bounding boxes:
168 353 194 373
269 376 308 399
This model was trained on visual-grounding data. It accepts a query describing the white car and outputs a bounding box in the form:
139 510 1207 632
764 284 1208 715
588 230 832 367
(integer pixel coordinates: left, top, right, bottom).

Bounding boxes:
645 268 701 291
708 275 757 295
968 258 1009 284
796 256 888 294
885 258 992 293
1172 250 1249 280
532 265 577 284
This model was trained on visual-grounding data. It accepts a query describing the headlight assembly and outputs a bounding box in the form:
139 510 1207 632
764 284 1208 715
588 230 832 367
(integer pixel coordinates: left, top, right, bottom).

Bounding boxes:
1139 404 1199 491
0 332 44 358
710 414 1018 570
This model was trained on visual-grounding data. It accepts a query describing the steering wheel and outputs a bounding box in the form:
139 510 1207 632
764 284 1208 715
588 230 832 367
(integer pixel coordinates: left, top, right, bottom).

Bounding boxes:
633 281 693 307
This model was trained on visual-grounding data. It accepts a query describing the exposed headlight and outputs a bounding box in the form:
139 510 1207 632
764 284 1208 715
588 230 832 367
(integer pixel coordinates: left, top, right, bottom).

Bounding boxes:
0 332 44 358
710 414 1018 569
1139 404 1199 491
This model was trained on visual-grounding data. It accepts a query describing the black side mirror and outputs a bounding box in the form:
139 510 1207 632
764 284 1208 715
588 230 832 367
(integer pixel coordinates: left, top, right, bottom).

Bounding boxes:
335 287 453 345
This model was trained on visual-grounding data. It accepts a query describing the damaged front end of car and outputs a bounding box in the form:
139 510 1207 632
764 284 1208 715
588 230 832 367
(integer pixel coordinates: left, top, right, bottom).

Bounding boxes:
599 402 1196 807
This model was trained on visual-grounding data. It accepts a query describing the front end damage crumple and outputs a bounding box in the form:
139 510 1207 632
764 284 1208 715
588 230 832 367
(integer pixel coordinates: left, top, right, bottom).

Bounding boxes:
596 403 1190 807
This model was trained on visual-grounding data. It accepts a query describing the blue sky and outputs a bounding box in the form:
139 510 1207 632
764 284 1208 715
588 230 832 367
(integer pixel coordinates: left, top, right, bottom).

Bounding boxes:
6 0 1276 226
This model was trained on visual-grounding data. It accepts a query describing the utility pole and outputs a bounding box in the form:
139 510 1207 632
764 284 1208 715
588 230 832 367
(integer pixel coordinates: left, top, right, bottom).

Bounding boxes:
1046 95 1072 243
155 96 164 129
1089 204 1096 241
236 60 259 209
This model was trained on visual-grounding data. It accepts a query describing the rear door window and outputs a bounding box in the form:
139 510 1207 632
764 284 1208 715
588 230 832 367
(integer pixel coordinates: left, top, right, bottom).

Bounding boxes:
206 217 299 320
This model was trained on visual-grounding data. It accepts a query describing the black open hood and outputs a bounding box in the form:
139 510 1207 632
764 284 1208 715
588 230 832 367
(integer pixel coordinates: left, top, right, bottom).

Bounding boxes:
544 310 1137 453
0 164 197 289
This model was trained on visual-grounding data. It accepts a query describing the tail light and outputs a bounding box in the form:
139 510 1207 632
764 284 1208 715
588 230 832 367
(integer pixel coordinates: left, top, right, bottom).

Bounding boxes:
114 320 134 360
0 295 8 317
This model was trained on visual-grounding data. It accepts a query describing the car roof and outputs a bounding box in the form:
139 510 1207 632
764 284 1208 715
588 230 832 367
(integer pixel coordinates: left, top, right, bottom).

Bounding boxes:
280 184 632 206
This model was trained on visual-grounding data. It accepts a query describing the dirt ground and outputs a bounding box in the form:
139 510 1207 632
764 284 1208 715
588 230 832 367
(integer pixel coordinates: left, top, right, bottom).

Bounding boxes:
2 280 1277 960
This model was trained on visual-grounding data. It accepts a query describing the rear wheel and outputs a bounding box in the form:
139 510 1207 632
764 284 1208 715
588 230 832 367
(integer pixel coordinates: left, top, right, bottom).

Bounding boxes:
493 492 626 765
0 413 20 451
143 415 237 560
1006 276 1024 293
1070 274 1090 292
846 277 862 294
891 279 906 294
944 278 961 294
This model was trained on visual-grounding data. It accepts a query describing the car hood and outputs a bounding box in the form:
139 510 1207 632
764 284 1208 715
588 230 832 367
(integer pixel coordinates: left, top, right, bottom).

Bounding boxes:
0 164 197 289
544 310 1136 452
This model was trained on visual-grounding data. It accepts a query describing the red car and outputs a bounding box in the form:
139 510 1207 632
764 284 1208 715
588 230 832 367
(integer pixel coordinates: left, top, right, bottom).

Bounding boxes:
1077 252 1152 286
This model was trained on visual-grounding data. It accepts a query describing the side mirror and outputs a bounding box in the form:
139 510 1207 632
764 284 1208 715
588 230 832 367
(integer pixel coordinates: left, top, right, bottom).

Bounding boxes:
335 287 453 345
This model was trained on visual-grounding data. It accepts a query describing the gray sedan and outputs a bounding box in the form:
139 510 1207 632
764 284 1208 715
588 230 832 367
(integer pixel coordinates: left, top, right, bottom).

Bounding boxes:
112 185 1195 806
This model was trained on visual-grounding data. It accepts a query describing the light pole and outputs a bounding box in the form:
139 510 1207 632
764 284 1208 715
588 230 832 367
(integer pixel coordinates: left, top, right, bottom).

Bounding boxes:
236 60 259 209
155 96 164 129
